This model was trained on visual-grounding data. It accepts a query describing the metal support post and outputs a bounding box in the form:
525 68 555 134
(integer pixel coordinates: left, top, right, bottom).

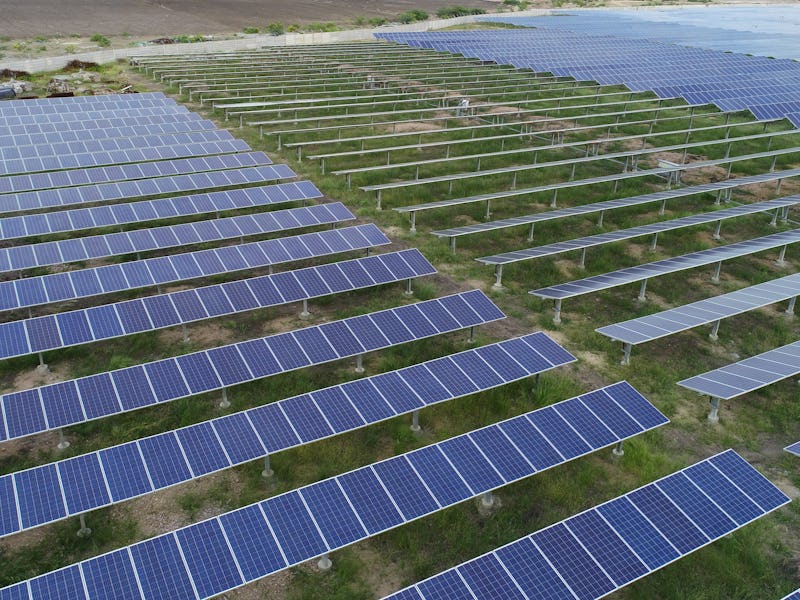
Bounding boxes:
484 200 492 220
637 279 648 302
621 343 632 366
708 320 721 342
649 233 658 251
480 491 495 509
776 245 787 266
612 441 624 457
219 388 230 409
553 299 562 325
467 326 475 344
786 296 796 317
77 514 92 538
711 261 722 283
769 209 778 227
57 428 70 450
182 323 189 343
410 410 421 433
597 211 605 228
707 397 721 423
355 354 364 374
262 454 274 478
403 278 414 298
37 353 48 374
492 265 504 289
409 211 416 233
551 189 558 208
578 248 587 269
712 220 722 240
300 299 311 319
527 223 535 242
450 236 457 253
376 190 382 210
317 554 332 571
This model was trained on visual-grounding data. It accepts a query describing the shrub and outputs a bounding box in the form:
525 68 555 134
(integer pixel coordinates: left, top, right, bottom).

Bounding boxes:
354 16 367 26
437 6 487 17
368 17 388 27
266 22 284 36
90 34 111 47
399 9 428 23
287 24 301 33
242 26 259 34
306 22 338 32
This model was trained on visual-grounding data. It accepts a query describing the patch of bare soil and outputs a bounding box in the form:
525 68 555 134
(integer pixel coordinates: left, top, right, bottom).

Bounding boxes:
485 105 522 115
0 0 497 37
159 320 235 348
390 121 443 133
356 543 407 597
119 469 245 539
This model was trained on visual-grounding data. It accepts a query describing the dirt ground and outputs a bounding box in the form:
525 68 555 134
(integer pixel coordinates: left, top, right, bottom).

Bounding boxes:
0 0 499 38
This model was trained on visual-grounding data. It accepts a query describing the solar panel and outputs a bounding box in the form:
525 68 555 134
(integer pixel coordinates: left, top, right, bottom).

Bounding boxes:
478 198 797 266
1 380 667 598
0 138 252 177
432 169 800 241
0 181 325 273
596 272 800 362
0 151 272 195
0 176 315 241
383 449 789 600
531 228 800 322
0 246 434 361
0 129 235 163
0 221 389 311
677 339 800 401
0 289 501 443
786 443 800 458
0 106 189 128
0 163 296 215
0 119 220 149
0 111 207 139
0 331 574 537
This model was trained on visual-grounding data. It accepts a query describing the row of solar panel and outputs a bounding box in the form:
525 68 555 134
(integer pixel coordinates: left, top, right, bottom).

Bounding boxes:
0 129 233 163
0 119 219 149
0 111 206 138
0 331 574 537
0 182 325 274
380 30 800 127
0 232 414 362
533 228 800 300
0 176 303 242
385 449 790 600
0 151 271 195
597 272 800 346
432 168 800 239
0 105 190 127
0 91 166 105
0 138 251 177
678 339 800 401
0 380 668 600
478 198 796 266
0 164 292 215
0 289 503 442
0 94 171 111
0 209 365 312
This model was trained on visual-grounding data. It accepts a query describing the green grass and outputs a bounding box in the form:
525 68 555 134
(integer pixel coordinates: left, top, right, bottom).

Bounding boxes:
2 46 799 599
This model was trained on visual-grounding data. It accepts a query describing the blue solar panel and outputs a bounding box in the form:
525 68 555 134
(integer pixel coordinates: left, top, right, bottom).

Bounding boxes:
0 327 570 542
4 370 671 598
383 450 789 600
786 442 800 458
